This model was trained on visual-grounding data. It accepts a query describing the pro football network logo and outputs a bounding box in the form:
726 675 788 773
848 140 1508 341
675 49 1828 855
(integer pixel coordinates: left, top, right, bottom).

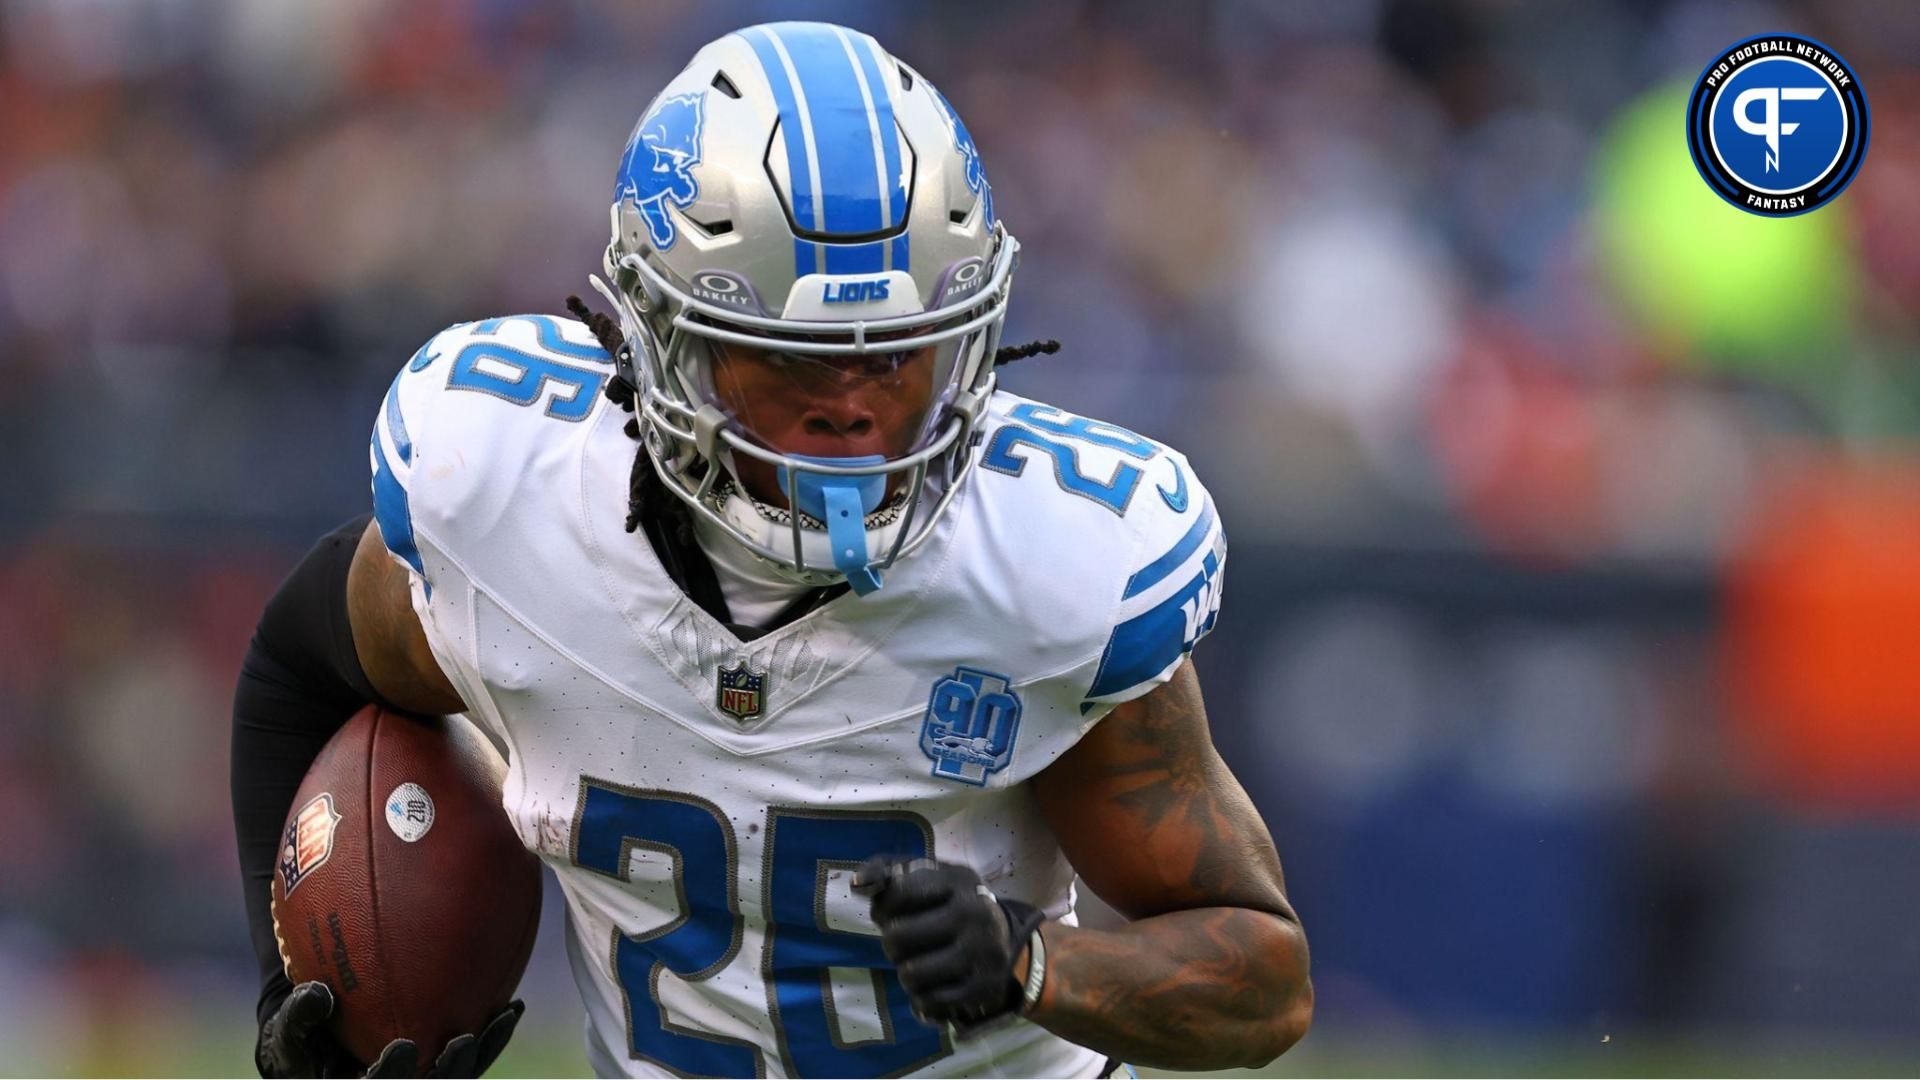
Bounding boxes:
278 793 343 896
716 660 768 722
920 667 1023 786
1686 34 1868 217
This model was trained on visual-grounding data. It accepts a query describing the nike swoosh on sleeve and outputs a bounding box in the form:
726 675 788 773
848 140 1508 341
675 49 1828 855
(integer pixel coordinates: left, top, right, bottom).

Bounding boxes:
1156 460 1189 512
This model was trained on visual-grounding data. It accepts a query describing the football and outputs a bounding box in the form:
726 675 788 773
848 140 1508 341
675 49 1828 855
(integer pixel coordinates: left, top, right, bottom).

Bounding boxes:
269 707 541 1070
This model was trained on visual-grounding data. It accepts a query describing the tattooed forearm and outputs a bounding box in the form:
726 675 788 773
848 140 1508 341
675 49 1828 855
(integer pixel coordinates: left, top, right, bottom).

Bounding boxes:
1028 662 1312 1068
1025 907 1311 1070
1095 663 1293 910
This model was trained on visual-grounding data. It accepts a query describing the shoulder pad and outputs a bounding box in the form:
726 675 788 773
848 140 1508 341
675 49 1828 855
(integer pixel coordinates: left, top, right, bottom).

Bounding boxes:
963 393 1226 712
369 315 615 585
1083 443 1224 707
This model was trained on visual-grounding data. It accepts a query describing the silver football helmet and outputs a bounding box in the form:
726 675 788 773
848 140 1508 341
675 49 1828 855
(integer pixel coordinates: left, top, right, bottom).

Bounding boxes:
593 21 1017 595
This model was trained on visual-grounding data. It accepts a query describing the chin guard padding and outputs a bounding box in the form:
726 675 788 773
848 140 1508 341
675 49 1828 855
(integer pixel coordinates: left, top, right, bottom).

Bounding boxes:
776 455 888 594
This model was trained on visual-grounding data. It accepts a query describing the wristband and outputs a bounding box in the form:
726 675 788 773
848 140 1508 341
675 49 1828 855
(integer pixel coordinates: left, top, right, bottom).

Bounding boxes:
1021 926 1047 1013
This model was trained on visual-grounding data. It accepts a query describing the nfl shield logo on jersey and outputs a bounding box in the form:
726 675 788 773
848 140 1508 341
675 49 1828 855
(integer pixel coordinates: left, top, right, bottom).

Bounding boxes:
278 792 343 896
920 667 1024 786
716 660 768 722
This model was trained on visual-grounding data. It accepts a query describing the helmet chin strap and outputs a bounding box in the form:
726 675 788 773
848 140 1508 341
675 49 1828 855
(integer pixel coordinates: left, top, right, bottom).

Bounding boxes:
775 455 888 595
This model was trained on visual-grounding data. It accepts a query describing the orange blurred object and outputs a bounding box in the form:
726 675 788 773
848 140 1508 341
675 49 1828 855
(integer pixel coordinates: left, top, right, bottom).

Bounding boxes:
1725 457 1920 810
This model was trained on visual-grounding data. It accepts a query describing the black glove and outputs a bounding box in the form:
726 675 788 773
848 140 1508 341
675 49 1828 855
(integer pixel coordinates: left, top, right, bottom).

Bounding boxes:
853 857 1046 1028
256 980 524 1078
423 1001 524 1078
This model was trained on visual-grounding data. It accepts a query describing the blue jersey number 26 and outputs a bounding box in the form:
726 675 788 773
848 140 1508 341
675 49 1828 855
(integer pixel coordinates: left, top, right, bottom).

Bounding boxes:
444 315 610 422
572 780 948 1077
981 402 1158 515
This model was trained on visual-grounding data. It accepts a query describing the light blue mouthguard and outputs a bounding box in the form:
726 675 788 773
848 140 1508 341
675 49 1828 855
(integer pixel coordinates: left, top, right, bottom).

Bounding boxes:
775 455 889 595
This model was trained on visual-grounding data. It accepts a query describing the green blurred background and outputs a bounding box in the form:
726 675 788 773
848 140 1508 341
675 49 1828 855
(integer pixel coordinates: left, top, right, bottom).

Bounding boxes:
3 0 1920 1075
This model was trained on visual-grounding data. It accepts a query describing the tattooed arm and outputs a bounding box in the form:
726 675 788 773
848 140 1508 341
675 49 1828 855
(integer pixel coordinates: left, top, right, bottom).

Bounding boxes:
1023 660 1312 1070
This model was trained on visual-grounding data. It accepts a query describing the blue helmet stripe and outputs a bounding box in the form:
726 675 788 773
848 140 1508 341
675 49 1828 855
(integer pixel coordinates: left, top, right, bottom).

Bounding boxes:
741 27 823 275
823 241 886 274
831 26 895 234
770 23 889 241
844 27 910 271
861 41 909 232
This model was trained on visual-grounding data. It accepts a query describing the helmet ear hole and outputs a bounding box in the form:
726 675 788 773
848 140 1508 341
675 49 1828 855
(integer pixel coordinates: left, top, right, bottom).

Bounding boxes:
621 260 663 312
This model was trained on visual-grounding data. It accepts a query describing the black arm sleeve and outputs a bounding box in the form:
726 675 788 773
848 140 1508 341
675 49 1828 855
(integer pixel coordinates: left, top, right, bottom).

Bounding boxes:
231 514 397 1026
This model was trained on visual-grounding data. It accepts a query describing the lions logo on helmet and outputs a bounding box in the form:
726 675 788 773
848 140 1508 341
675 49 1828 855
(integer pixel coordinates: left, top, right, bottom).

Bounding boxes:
930 84 994 228
614 92 707 250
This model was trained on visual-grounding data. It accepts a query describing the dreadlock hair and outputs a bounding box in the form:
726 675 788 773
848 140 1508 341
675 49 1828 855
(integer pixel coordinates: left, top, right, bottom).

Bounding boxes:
565 294 684 537
992 338 1060 365
564 294 1057 535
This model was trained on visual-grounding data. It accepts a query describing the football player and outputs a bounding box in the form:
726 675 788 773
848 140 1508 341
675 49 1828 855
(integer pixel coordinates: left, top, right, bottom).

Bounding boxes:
232 21 1310 1078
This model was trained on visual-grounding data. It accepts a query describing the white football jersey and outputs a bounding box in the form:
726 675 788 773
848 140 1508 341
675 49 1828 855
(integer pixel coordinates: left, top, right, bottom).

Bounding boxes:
369 315 1225 1078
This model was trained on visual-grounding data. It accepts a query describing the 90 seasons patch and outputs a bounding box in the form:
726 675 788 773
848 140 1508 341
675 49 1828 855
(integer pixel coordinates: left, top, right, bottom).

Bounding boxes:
920 667 1023 786
278 792 343 896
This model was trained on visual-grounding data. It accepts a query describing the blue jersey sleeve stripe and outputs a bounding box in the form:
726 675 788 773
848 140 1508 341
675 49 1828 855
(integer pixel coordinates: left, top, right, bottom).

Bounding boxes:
370 432 425 579
771 22 888 239
1087 587 1188 700
382 374 412 466
1088 555 1220 701
1122 497 1215 600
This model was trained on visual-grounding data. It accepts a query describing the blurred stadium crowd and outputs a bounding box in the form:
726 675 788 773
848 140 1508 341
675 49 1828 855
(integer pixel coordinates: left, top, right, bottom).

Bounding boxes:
3 0 1920 1073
